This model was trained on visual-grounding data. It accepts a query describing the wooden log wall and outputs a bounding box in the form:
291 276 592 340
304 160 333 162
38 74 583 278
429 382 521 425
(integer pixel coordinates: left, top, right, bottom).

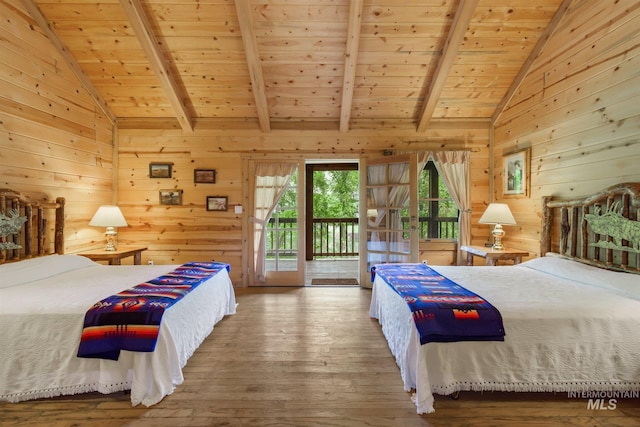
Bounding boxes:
0 0 115 254
117 124 490 285
492 0 640 258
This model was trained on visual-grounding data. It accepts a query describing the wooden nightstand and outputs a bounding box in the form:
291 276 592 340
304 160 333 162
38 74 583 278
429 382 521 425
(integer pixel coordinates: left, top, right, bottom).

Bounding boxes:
460 245 528 266
78 245 147 265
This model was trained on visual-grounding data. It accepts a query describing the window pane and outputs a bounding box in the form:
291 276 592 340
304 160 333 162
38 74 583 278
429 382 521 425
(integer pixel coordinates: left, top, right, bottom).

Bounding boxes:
417 161 459 240
266 169 298 271
438 199 457 217
437 176 449 198
419 169 430 199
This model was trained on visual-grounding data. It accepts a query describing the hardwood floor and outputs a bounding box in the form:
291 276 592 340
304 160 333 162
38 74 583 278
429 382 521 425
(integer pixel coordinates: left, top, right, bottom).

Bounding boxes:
1 287 639 426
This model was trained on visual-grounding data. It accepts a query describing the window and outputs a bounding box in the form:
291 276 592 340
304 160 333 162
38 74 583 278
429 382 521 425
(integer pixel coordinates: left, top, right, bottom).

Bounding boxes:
417 161 458 240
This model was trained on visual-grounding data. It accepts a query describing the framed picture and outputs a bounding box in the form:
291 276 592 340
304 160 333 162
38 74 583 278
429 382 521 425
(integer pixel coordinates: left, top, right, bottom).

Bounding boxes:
159 189 183 205
206 196 228 211
194 169 216 184
503 148 530 197
149 163 172 178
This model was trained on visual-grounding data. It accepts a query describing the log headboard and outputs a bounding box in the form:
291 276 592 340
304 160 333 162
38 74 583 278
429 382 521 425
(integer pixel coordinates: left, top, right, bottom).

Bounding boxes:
0 189 64 263
541 182 640 273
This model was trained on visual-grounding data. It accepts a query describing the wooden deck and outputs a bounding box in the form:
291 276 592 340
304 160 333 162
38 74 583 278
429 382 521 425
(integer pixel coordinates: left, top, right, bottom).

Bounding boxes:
305 258 360 285
266 258 360 285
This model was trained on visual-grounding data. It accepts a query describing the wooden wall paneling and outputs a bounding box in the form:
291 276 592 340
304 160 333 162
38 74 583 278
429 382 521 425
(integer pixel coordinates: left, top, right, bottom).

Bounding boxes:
21 0 116 125
499 75 640 172
419 240 458 266
118 126 490 284
1 0 115 253
0 78 96 136
468 143 491 246
500 42 640 133
496 2 640 127
534 127 640 176
496 31 639 150
523 113 638 174
0 61 100 128
491 0 640 258
0 10 95 109
117 130 245 281
538 0 639 73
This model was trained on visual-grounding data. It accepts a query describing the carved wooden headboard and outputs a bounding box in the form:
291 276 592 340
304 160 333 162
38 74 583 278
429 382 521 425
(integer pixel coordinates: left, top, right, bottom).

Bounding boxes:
541 182 640 273
0 189 64 263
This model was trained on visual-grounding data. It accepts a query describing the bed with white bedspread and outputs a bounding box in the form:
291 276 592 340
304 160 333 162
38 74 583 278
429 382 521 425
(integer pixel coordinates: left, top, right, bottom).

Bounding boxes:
0 254 236 406
370 183 640 413
0 189 236 406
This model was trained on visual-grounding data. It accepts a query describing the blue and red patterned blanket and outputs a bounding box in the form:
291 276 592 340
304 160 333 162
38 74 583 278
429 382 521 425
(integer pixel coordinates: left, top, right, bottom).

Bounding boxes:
372 263 505 345
77 261 230 360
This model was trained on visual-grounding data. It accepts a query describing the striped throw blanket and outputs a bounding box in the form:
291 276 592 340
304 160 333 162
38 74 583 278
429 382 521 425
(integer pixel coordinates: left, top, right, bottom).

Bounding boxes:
372 263 505 344
77 261 230 360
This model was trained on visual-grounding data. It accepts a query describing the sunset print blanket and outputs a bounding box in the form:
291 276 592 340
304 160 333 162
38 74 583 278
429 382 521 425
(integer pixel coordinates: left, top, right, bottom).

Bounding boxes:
372 263 505 344
77 262 230 360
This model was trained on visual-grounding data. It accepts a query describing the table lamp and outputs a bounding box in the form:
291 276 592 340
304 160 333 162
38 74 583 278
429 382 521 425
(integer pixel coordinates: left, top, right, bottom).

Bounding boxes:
89 205 128 251
479 203 516 250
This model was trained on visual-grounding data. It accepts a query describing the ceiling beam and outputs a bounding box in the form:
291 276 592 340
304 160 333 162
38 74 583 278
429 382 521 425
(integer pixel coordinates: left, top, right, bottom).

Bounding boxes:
119 0 194 132
21 0 116 125
416 0 479 133
339 0 364 133
234 0 271 133
491 0 573 125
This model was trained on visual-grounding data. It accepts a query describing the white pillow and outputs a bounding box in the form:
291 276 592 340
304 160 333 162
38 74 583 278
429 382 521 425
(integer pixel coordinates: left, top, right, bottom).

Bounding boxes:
0 254 98 289
520 255 640 300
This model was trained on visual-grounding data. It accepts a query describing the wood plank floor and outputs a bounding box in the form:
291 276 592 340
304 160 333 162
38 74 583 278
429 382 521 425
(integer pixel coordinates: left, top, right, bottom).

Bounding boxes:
1 287 639 426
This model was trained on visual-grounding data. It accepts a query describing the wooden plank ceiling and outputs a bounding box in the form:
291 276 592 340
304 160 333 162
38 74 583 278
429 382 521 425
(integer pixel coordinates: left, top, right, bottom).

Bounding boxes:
25 0 567 132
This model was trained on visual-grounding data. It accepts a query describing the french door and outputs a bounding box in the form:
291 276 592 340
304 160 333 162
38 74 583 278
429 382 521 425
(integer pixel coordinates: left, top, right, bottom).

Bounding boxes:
248 160 305 286
359 154 419 288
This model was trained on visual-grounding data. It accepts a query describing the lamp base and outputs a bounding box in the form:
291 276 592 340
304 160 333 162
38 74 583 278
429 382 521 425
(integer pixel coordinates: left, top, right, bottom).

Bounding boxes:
104 227 118 251
491 223 505 251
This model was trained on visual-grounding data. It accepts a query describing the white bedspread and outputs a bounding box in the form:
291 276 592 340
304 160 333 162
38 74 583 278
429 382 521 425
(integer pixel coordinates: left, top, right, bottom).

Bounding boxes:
370 256 640 413
0 255 236 406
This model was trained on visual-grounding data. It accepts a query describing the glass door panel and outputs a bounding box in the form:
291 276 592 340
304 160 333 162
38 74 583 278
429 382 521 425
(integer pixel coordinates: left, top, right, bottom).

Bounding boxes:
250 161 304 286
361 154 418 286
266 169 299 273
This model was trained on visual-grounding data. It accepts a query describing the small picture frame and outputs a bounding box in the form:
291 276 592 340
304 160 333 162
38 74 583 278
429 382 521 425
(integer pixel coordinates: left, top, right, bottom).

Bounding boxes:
159 189 183 205
149 163 172 178
194 169 216 184
503 148 530 197
207 196 228 211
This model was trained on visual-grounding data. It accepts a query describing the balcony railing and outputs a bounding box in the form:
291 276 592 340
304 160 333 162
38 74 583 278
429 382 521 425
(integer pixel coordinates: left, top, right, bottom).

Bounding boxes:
313 218 359 257
266 217 457 259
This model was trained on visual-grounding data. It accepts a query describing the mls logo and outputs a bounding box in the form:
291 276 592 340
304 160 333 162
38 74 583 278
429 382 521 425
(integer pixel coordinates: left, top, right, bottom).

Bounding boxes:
587 398 617 410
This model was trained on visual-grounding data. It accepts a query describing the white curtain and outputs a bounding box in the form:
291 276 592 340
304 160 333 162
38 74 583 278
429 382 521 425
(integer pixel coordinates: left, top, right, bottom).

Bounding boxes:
387 162 409 241
251 163 296 282
431 151 471 265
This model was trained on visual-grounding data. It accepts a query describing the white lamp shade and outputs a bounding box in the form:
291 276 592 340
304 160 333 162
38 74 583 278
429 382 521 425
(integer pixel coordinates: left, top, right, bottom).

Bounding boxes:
478 203 516 225
89 206 128 227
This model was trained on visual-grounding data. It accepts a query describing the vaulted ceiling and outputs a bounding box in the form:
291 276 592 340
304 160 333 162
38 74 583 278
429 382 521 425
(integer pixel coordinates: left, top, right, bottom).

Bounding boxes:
24 0 568 132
